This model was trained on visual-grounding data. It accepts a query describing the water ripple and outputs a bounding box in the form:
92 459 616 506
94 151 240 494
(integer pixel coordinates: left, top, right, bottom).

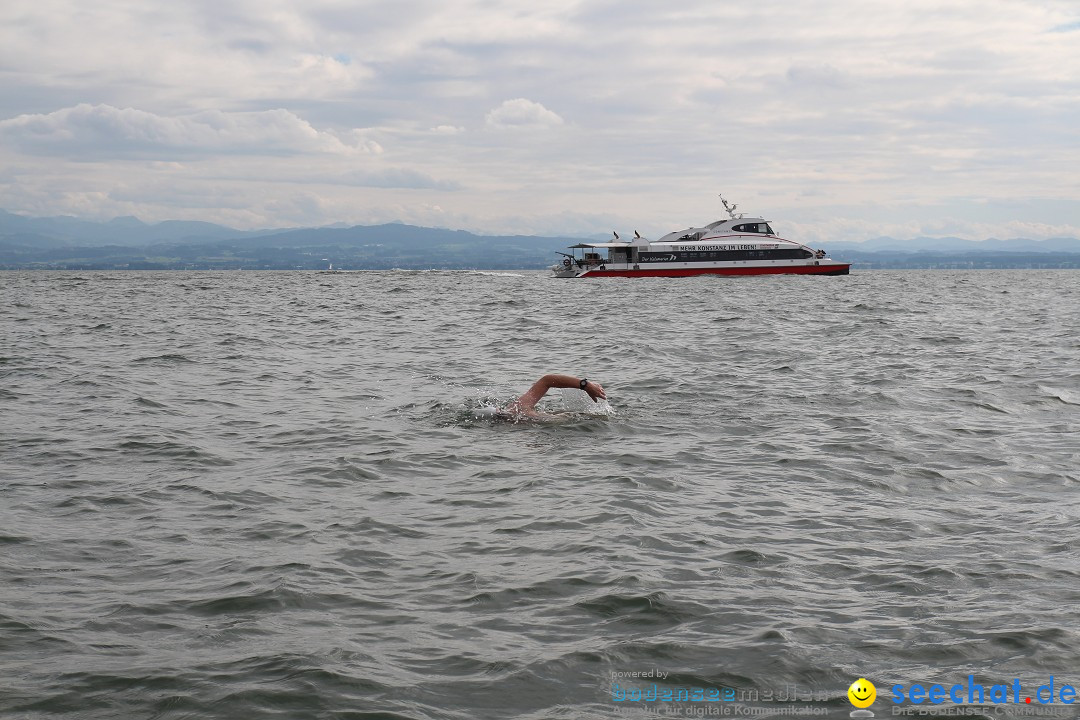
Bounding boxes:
1 270 1078 719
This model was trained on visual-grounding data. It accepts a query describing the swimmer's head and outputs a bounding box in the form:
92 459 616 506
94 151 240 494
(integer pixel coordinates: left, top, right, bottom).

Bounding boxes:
472 407 521 421
471 405 550 423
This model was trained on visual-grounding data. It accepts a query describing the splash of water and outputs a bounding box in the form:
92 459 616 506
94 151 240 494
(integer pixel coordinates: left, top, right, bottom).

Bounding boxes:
559 388 617 416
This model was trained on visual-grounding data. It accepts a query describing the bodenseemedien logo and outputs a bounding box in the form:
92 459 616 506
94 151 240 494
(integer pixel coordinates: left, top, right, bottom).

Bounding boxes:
848 678 876 717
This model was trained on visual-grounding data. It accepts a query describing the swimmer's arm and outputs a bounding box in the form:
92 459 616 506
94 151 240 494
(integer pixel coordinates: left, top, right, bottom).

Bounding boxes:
508 374 606 413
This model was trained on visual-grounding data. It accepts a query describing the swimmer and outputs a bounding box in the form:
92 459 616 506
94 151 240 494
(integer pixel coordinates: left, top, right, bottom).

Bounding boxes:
505 374 606 418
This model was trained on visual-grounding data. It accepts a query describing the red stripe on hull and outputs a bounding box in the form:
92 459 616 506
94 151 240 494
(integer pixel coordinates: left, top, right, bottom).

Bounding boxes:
579 264 850 278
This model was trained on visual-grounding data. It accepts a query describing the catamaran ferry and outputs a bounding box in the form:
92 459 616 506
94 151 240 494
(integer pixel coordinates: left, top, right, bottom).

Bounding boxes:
552 203 849 278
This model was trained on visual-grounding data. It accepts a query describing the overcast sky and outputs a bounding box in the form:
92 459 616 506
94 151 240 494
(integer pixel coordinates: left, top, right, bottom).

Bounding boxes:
1 0 1078 242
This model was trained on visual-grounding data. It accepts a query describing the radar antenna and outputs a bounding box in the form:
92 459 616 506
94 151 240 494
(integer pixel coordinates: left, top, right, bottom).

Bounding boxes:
719 194 743 220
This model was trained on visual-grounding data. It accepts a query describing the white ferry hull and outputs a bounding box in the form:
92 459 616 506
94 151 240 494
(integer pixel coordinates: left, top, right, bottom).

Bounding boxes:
554 259 850 278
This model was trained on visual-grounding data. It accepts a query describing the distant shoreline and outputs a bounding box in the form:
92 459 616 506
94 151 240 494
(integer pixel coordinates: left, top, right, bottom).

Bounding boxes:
4 260 1079 272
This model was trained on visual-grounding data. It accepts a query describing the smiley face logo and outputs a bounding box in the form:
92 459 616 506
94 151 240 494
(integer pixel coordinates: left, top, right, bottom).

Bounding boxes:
848 678 876 708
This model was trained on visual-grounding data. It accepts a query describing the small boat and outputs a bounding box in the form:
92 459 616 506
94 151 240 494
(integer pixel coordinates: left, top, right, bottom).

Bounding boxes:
552 200 849 278
318 260 346 274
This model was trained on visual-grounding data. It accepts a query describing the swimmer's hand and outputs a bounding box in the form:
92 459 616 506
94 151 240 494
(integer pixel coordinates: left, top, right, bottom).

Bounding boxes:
583 380 606 402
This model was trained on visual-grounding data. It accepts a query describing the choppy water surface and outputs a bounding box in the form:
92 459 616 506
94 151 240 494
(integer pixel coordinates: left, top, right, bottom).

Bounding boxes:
2 270 1079 720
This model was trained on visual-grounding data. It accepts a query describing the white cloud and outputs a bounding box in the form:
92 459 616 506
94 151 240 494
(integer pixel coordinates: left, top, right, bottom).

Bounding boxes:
289 54 373 97
485 99 564 129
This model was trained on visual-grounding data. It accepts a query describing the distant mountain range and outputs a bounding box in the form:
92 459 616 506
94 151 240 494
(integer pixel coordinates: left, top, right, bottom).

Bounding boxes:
2 209 1079 270
0 208 292 248
0 210 581 270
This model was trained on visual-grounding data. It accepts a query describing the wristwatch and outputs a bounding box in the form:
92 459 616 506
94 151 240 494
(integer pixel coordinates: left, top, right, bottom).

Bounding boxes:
579 378 589 389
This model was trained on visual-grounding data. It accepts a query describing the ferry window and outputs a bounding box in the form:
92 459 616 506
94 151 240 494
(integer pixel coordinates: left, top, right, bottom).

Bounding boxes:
758 249 811 260
765 224 775 235
735 223 764 233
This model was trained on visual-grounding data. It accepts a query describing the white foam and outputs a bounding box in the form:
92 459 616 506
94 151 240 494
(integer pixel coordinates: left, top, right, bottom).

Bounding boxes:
559 388 617 416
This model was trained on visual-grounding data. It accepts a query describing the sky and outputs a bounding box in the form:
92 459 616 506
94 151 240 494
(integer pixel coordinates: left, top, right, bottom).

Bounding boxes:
1 0 1078 243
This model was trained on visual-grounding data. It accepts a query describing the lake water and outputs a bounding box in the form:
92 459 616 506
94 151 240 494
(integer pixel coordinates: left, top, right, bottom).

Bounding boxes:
2 269 1079 719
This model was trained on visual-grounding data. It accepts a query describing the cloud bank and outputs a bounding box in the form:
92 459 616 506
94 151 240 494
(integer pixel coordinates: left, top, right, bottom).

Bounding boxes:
0 0 1077 238
0 104 381 158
